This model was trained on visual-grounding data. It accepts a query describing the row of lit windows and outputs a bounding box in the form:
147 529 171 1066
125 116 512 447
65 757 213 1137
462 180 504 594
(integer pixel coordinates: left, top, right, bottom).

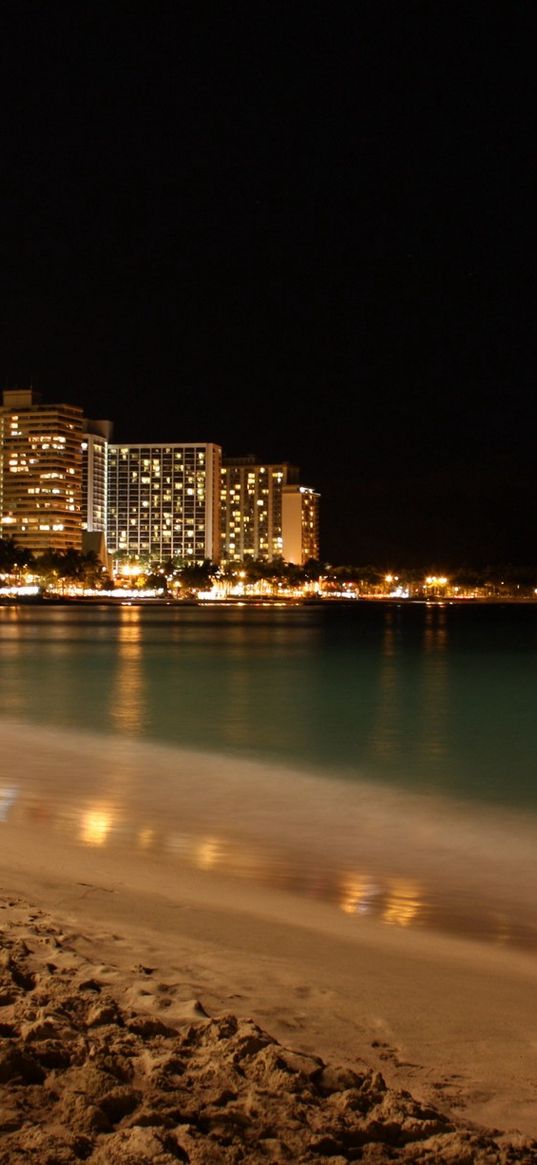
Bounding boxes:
112 480 204 492
111 449 207 462
116 534 205 547
222 469 283 479
112 482 204 491
114 533 205 540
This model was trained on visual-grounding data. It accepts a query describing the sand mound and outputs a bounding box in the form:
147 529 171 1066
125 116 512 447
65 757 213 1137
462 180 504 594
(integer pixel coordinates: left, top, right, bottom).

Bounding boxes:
0 898 536 1165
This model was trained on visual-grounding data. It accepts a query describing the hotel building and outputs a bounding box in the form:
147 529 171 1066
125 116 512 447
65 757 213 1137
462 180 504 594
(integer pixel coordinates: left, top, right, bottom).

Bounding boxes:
0 388 83 553
1 388 319 569
107 442 222 563
221 457 299 562
82 419 113 535
221 457 320 564
281 484 320 564
81 419 113 569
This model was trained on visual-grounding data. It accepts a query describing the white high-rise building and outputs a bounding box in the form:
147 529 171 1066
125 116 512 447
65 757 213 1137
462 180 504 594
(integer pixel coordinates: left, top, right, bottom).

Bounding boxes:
81 419 113 534
107 442 222 563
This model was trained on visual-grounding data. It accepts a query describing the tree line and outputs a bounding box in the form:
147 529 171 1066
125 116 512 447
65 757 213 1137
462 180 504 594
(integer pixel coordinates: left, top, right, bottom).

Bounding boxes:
0 538 106 587
2 535 536 594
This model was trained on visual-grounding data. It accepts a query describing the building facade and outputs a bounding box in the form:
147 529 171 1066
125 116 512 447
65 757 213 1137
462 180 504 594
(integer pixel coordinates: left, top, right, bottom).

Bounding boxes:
221 457 300 561
107 442 222 563
0 389 84 553
0 387 319 570
281 484 320 564
81 419 113 535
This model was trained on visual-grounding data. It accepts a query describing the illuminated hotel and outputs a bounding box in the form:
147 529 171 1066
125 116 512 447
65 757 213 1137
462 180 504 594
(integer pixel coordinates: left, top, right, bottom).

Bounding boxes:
81 418 113 567
282 484 320 564
107 442 222 563
221 456 320 564
82 419 112 536
0 388 83 553
1 388 319 567
221 457 299 561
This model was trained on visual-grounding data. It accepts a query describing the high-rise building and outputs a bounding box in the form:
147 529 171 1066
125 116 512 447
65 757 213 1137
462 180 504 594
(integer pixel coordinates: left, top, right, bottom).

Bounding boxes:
0 387 320 570
81 419 113 534
0 388 84 553
81 419 113 572
107 442 222 563
281 484 320 564
221 456 299 561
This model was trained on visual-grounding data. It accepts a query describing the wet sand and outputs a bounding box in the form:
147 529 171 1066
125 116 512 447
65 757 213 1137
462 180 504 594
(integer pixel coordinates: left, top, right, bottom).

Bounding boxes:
3 718 537 950
2 721 537 1157
3 829 535 1155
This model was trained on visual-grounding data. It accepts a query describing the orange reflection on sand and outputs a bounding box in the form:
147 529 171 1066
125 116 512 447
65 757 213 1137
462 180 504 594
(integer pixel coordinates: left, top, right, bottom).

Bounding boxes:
80 807 114 847
167 831 271 882
382 878 422 927
196 837 223 870
339 874 377 916
138 827 156 850
493 913 513 946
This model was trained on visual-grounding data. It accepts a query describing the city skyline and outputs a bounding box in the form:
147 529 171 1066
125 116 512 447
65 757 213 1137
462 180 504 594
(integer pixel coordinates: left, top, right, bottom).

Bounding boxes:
0 387 321 567
2 377 536 572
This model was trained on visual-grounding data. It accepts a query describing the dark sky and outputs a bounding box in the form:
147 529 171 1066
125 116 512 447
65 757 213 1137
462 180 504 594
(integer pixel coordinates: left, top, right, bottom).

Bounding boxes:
1 1 536 567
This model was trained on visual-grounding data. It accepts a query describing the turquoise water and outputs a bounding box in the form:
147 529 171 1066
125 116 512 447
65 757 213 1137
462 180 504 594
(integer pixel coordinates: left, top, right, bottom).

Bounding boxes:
1 601 537 811
2 600 537 948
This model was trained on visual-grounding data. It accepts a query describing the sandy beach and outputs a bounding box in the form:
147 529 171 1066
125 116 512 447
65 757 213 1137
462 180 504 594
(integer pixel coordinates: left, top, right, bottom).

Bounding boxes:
2 840 537 1163
2 723 537 1160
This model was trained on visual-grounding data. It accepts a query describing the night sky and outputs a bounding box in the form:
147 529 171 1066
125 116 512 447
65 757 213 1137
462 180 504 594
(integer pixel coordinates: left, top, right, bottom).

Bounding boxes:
1 2 536 568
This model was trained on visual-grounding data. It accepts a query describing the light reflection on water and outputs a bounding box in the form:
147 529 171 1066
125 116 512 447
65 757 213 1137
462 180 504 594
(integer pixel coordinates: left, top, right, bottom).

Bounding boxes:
5 784 537 951
3 734 537 953
2 602 537 807
110 607 146 735
420 607 449 764
2 602 537 951
79 805 116 846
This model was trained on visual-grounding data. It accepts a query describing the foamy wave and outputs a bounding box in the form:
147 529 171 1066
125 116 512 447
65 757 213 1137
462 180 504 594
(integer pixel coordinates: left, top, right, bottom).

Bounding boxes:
1 715 537 948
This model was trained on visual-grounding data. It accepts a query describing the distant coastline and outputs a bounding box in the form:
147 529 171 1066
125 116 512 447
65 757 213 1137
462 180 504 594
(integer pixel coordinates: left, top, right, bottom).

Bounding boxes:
2 592 537 607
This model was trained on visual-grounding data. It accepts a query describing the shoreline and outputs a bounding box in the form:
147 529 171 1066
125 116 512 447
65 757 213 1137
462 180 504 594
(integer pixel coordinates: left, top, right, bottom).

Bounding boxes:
2 593 537 607
3 718 537 952
3 819 537 1147
3 722 537 1152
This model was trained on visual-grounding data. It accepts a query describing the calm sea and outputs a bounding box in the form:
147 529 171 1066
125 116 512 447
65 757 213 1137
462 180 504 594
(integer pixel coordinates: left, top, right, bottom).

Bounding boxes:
2 601 537 807
2 601 537 947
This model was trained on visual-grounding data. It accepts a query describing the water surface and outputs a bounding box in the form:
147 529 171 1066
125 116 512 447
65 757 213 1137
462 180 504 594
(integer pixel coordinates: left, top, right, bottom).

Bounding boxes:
2 601 537 807
1 601 537 950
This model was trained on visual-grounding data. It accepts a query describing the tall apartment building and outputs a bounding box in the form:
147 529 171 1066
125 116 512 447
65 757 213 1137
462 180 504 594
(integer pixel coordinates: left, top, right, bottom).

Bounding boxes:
81 419 113 571
81 419 113 534
281 484 320 564
107 442 222 563
221 457 320 564
0 386 319 568
221 457 299 561
0 388 84 553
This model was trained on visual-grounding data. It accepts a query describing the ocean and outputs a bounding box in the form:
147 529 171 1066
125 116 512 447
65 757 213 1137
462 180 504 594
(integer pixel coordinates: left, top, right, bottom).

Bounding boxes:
1 600 537 948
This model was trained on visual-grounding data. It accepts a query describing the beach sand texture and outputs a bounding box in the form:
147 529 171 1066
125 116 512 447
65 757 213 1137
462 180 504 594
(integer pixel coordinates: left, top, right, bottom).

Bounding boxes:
1 895 537 1165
